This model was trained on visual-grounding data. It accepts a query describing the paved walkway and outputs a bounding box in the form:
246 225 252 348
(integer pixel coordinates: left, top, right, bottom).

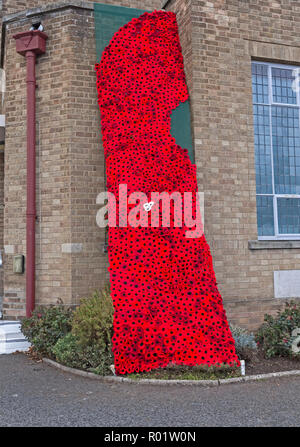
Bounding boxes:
0 353 299 426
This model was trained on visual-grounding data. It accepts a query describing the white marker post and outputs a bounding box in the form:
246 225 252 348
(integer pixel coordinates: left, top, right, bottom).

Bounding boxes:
240 360 246 376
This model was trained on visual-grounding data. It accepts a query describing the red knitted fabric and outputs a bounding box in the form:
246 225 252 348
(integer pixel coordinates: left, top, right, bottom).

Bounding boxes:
95 10 239 375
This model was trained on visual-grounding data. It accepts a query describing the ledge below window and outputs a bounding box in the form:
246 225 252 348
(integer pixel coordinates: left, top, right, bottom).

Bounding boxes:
248 240 300 250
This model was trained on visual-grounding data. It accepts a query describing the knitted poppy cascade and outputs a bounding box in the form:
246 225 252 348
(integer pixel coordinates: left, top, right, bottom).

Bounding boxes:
95 10 239 375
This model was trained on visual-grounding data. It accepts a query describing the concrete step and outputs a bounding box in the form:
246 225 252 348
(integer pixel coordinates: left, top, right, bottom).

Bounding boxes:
0 321 31 354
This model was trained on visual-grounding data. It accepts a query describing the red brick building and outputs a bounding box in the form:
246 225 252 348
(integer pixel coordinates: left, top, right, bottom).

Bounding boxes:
1 0 300 329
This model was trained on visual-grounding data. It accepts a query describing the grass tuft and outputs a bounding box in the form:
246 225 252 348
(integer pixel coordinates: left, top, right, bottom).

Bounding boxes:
127 363 241 380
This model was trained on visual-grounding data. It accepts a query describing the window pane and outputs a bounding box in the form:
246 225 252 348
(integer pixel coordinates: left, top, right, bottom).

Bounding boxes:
252 63 269 104
253 105 272 194
272 105 300 194
271 67 297 104
277 197 300 234
257 195 275 236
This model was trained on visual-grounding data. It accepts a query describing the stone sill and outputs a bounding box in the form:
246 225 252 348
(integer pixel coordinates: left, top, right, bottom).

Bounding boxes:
248 240 300 250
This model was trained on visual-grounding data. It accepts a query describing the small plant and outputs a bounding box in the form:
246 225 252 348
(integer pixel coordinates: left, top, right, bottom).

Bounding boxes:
70 287 114 373
256 301 300 359
71 287 114 350
229 324 257 361
21 305 73 358
52 333 113 375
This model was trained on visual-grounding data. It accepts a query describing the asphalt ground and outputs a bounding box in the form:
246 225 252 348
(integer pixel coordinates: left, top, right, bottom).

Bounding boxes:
0 353 299 427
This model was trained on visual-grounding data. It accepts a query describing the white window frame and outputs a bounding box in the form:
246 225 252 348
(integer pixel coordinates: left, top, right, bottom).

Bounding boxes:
252 60 300 241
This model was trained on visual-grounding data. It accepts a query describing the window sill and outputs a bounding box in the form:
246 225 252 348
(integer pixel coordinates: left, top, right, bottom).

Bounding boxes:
248 240 300 250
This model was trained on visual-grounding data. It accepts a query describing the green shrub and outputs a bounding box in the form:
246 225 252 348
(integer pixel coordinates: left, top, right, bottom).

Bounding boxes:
52 333 113 375
71 287 114 351
21 288 114 375
256 301 300 359
65 287 114 375
21 306 73 357
230 324 257 361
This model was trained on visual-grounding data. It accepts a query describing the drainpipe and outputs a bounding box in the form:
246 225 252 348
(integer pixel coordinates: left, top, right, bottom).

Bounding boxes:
13 30 48 317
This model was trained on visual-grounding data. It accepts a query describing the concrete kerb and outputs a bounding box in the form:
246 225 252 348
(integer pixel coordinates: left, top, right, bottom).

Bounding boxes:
42 358 300 386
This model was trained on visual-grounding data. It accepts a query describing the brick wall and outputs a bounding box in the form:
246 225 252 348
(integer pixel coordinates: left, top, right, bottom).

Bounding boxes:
1 1 163 319
0 151 4 313
2 0 300 328
3 11 72 317
165 0 300 329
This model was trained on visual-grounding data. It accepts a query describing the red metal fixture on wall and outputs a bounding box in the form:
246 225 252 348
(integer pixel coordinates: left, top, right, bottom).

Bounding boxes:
13 30 48 317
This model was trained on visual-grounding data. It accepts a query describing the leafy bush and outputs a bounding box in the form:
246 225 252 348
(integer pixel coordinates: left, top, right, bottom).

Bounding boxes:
21 306 73 357
230 324 257 361
71 287 114 351
52 333 113 375
64 287 114 374
256 301 300 359
21 288 114 375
